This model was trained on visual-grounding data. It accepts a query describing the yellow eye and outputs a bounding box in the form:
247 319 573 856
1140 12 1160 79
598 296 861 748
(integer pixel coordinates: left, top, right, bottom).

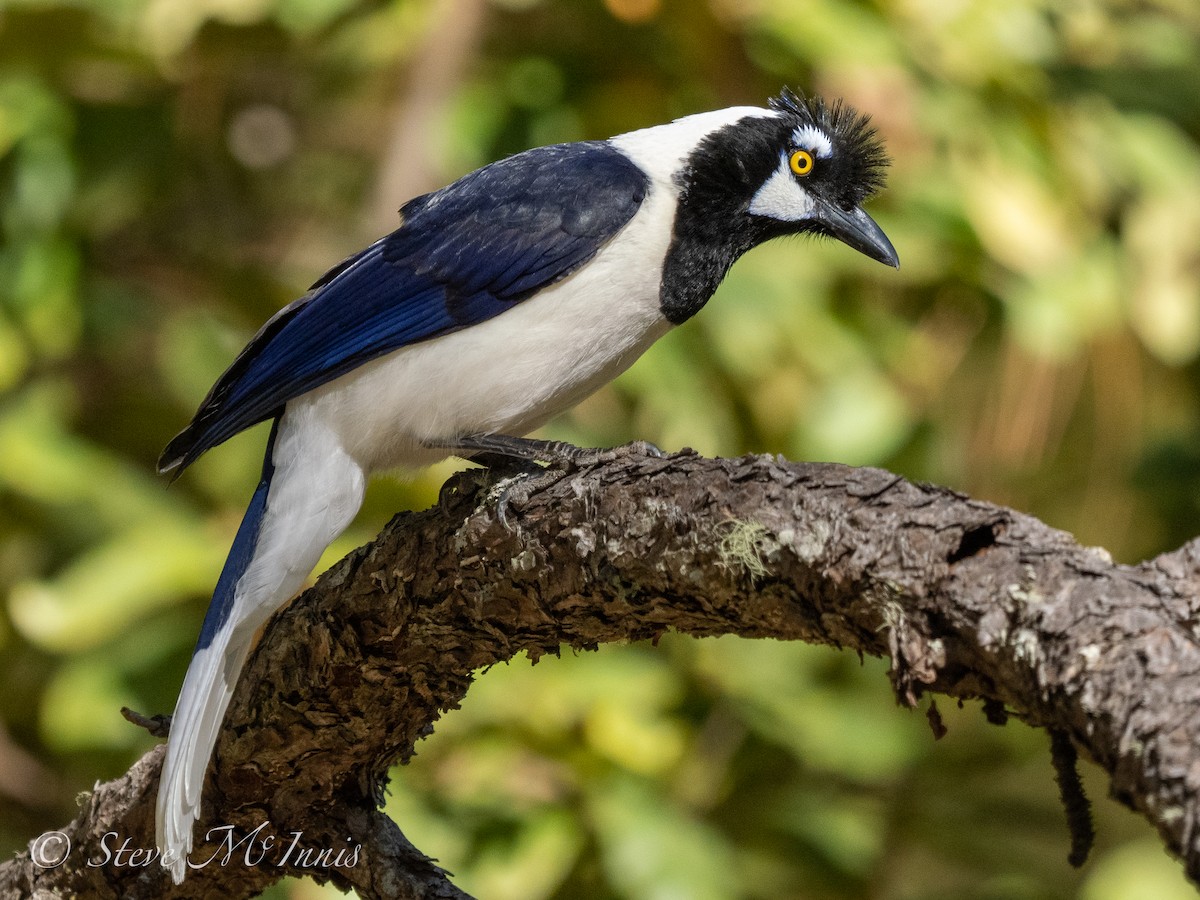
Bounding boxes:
789 149 814 177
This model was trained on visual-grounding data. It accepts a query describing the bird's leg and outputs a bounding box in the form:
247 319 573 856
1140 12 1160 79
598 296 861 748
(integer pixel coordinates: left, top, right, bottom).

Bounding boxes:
464 450 544 478
426 434 665 528
426 436 561 529
460 449 546 529
433 433 665 467
438 433 593 466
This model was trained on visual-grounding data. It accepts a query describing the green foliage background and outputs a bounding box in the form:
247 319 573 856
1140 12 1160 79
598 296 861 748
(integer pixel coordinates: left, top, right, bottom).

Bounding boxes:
2 0 1199 897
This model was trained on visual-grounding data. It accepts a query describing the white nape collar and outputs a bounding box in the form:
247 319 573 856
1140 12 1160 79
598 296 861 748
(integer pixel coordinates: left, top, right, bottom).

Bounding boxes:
611 106 778 183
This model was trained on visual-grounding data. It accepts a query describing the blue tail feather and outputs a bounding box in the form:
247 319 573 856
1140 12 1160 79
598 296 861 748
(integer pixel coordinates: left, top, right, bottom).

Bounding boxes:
195 418 279 652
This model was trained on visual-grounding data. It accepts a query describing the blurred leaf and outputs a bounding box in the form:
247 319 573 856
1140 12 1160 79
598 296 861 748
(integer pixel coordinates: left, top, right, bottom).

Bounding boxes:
589 772 739 900
10 520 222 653
694 638 924 783
39 655 134 752
465 808 583 900
798 366 913 464
1082 839 1194 900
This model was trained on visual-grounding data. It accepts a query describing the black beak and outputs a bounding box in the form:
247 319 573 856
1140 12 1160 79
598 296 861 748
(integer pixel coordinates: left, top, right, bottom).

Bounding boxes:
814 199 899 268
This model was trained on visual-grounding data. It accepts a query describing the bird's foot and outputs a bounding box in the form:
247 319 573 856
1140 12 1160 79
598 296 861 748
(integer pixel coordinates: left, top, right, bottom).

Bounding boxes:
489 473 537 530
436 434 595 467
433 433 664 469
427 435 665 527
602 439 667 462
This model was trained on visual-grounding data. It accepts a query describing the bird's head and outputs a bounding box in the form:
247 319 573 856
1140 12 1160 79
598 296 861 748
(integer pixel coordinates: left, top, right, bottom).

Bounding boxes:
674 88 898 270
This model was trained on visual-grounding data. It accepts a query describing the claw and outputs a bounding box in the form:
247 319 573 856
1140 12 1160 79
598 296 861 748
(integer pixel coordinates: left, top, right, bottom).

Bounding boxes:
486 470 536 531
622 440 665 459
494 477 523 530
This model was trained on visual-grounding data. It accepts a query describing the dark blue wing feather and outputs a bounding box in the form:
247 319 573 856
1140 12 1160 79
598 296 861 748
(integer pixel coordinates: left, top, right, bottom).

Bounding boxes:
160 141 648 473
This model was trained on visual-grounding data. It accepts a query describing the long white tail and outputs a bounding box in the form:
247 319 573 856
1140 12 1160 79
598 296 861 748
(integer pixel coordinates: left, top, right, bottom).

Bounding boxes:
156 414 365 883
156 611 258 881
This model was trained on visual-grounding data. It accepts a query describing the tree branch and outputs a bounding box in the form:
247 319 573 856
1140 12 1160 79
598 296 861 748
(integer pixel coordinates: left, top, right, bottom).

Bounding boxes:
7 449 1200 897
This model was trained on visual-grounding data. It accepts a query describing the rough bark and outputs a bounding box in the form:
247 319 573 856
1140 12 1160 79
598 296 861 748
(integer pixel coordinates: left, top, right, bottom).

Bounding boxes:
6 448 1200 898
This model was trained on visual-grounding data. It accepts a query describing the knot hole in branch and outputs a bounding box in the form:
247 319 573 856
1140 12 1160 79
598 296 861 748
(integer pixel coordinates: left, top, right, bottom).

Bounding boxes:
948 522 999 564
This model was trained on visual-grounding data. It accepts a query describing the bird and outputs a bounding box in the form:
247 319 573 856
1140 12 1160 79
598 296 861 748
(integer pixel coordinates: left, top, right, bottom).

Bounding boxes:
154 87 898 882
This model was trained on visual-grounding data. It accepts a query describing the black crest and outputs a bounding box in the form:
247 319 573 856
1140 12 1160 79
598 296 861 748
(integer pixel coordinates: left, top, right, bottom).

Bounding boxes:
769 87 889 207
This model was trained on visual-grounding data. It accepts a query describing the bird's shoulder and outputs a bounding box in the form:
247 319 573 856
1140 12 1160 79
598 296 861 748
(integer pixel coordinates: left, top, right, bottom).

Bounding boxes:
304 140 649 296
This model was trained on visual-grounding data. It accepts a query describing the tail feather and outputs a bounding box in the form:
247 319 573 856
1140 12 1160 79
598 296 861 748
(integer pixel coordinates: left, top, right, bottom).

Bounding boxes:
157 627 254 882
157 420 201 479
155 413 366 884
156 424 279 884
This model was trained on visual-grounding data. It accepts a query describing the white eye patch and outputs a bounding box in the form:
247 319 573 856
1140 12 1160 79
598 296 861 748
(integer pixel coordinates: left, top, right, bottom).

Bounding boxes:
748 155 816 221
791 124 833 158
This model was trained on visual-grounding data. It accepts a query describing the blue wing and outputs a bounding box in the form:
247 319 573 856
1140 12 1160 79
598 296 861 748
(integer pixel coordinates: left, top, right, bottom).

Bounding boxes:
160 141 649 474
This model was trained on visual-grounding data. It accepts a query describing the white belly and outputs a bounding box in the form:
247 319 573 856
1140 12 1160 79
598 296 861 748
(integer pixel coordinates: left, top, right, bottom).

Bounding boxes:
289 181 677 473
